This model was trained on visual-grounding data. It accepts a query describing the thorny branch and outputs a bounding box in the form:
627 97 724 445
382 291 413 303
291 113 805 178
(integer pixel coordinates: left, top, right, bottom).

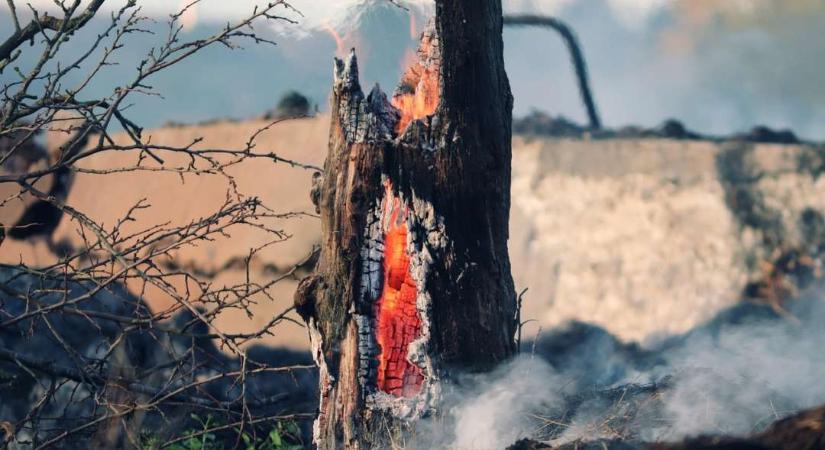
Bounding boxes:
0 1 319 448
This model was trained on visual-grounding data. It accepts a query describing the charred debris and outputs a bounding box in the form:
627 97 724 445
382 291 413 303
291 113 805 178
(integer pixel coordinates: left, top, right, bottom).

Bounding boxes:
514 110 806 145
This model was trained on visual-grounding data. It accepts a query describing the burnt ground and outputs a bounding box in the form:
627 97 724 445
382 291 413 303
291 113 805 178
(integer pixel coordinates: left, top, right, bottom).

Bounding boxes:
4 258 825 448
509 404 825 450
0 265 317 448
514 110 806 145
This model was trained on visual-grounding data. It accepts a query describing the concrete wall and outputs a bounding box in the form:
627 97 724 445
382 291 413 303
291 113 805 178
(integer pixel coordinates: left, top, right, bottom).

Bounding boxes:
510 136 825 342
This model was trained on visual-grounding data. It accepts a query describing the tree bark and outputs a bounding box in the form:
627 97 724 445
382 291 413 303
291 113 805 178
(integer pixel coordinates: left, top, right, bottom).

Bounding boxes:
295 1 517 448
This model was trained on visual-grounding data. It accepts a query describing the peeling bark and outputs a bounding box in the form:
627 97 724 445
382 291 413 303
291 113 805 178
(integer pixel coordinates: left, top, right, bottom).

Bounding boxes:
295 1 516 447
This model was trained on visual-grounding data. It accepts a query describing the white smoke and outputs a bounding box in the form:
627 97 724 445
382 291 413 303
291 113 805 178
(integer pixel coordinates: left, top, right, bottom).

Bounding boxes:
271 0 434 36
502 0 672 28
1 0 674 33
448 357 566 449
0 0 434 35
648 305 825 440
504 0 576 15
604 0 671 28
437 295 825 447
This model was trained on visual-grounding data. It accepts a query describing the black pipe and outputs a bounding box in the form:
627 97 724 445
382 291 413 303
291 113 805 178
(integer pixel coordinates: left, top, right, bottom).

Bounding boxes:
504 14 602 130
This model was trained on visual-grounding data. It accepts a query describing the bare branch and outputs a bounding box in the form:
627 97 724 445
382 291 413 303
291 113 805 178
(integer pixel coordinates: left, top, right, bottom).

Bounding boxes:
0 1 318 447
0 0 105 63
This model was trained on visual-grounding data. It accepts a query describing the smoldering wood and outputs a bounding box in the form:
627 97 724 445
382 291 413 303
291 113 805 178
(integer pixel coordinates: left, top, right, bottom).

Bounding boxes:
295 0 518 447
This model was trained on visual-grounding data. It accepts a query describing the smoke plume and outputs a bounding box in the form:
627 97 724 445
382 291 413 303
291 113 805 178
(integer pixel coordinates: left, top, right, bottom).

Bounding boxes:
433 293 825 448
505 0 825 139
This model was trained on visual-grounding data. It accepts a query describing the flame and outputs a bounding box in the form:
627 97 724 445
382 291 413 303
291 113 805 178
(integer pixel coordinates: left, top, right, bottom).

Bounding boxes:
391 25 440 135
321 23 346 56
374 182 424 398
409 13 417 39
178 0 198 31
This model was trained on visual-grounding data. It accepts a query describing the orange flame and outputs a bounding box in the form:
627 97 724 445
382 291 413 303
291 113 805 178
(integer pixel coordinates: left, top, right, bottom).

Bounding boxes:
374 183 424 398
321 23 346 57
178 0 198 31
391 25 440 135
409 13 417 39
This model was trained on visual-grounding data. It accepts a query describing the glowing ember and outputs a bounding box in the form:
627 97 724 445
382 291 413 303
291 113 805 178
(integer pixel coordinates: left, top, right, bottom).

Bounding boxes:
374 189 424 397
391 24 440 135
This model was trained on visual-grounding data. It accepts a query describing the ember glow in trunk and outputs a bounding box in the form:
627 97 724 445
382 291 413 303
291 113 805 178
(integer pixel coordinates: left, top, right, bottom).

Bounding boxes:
296 1 517 446
374 185 424 398
357 178 439 416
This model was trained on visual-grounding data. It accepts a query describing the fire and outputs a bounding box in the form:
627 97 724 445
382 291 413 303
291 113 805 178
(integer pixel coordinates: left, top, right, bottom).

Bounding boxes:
178 0 198 31
409 13 417 39
374 185 424 398
391 24 440 135
321 23 346 56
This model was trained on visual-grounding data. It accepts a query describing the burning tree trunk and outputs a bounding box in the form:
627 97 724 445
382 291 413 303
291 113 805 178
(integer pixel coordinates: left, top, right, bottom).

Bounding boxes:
295 1 517 447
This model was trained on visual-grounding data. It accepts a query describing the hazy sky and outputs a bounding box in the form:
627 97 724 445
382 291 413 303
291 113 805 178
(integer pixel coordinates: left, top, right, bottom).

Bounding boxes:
3 0 824 139
2 0 671 30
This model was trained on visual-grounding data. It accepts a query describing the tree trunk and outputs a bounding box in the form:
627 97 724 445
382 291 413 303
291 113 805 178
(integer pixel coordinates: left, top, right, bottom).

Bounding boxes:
295 1 516 447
